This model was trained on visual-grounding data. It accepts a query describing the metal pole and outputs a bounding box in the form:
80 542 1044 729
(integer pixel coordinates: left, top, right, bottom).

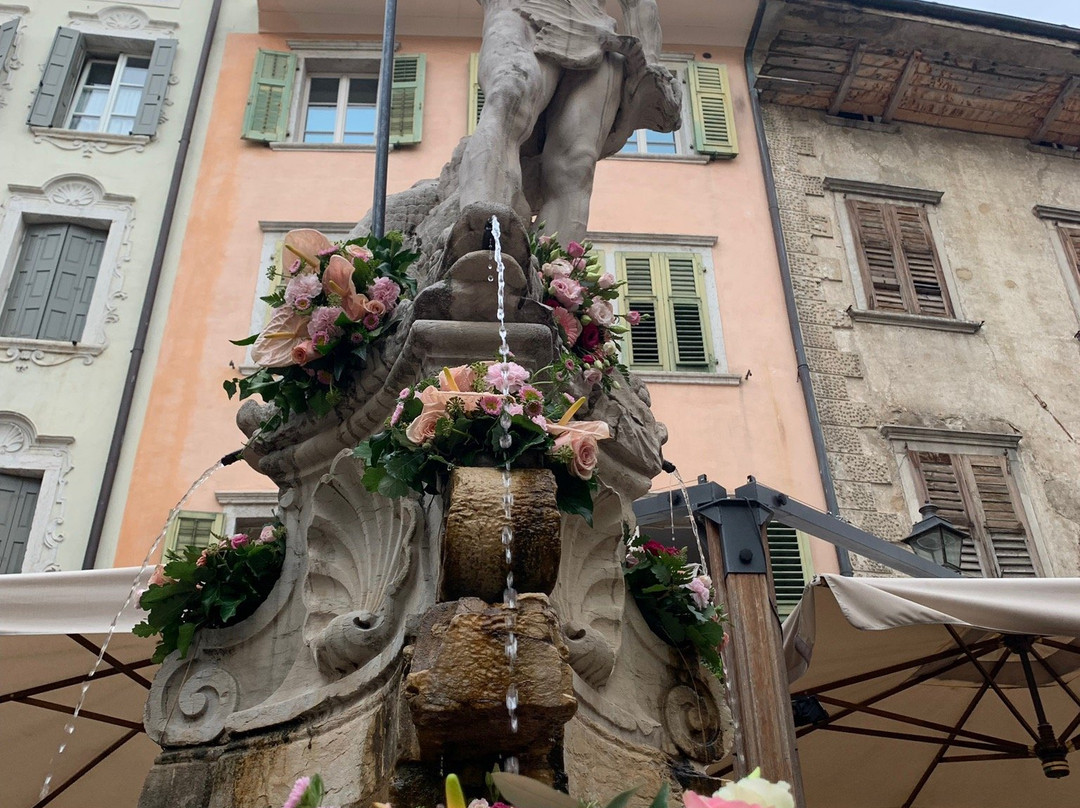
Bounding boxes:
372 0 399 238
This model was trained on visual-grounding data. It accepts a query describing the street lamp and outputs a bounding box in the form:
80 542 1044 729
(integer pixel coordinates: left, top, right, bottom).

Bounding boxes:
903 502 967 572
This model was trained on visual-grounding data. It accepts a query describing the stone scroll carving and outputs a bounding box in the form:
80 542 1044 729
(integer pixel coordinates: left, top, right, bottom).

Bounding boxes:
303 450 421 679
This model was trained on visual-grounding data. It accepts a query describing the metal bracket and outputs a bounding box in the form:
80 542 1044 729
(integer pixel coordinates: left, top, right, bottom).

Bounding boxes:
696 498 768 575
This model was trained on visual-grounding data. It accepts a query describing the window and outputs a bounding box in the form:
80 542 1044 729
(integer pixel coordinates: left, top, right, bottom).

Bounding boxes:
846 199 953 317
302 75 378 144
1056 224 1080 287
0 223 106 343
616 251 716 372
767 524 813 617
0 472 39 574
910 451 1037 578
466 56 737 158
165 511 224 553
27 28 175 138
0 17 18 76
242 48 425 146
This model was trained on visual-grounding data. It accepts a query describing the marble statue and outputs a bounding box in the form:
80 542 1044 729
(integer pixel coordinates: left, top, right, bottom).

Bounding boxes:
459 0 682 243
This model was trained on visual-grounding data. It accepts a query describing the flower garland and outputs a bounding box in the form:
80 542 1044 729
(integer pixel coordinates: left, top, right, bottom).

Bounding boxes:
134 523 286 663
225 229 419 429
531 233 637 393
623 533 726 678
354 361 610 525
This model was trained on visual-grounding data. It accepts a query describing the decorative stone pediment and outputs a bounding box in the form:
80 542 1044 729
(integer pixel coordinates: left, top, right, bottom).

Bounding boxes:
68 5 178 37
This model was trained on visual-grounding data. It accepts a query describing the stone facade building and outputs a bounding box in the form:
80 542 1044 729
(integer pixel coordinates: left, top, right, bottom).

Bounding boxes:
753 0 1080 576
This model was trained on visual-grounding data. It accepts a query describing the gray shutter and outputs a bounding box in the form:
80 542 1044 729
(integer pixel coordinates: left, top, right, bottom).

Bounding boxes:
0 17 18 73
28 27 85 128
39 226 105 342
131 38 177 137
0 473 40 574
0 224 67 339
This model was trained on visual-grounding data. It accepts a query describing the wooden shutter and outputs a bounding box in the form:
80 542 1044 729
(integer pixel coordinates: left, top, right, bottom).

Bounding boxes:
0 17 18 73
663 254 713 370
389 54 425 144
28 27 85 128
0 473 39 574
966 456 1035 577
467 52 484 135
1 225 67 339
1058 225 1080 285
166 510 224 552
38 226 106 342
848 200 908 313
894 205 951 317
131 38 177 137
687 61 737 158
619 253 663 368
767 524 808 618
911 451 982 576
241 49 296 142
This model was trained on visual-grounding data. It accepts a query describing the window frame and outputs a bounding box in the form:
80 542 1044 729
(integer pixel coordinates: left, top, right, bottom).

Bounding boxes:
66 53 151 136
300 72 379 145
885 426 1048 578
614 61 695 159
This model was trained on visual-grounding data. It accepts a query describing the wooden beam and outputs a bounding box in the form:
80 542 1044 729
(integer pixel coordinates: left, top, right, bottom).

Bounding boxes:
828 42 866 116
882 49 921 123
707 517 806 806
1032 75 1080 143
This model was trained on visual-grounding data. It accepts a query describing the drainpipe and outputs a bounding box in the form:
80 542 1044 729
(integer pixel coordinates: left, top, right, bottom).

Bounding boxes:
744 0 853 575
82 0 225 569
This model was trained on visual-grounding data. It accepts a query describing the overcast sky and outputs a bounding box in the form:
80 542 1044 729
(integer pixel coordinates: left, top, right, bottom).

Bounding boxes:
923 0 1080 27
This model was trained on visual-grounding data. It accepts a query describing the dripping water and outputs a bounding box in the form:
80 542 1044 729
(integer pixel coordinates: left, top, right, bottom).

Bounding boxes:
39 460 225 800
491 216 520 775
669 468 710 581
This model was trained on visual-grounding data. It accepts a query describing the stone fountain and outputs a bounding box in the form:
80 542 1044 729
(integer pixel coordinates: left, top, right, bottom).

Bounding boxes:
138 3 729 807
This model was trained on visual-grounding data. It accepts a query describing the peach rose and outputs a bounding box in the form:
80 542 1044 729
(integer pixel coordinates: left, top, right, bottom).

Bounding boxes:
290 340 319 365
405 410 442 444
555 431 599 479
365 298 387 317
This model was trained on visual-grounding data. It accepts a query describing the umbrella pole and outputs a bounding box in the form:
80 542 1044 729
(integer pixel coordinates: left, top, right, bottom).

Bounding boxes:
706 506 806 806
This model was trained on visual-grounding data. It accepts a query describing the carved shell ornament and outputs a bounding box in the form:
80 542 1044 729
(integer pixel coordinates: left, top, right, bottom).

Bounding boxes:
303 451 420 678
0 421 29 454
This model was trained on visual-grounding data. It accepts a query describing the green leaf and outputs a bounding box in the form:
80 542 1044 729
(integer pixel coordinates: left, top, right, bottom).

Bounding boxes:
490 773 578 808
647 783 670 808
602 786 640 808
298 774 325 808
176 622 198 659
554 472 595 527
229 333 259 346
223 379 237 398
376 472 412 499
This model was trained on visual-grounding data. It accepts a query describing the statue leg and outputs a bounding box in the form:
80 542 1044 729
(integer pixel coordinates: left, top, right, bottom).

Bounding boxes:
459 10 560 223
536 58 623 244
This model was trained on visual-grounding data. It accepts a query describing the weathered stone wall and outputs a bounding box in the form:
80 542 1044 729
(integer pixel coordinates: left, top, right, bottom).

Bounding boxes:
763 104 1080 576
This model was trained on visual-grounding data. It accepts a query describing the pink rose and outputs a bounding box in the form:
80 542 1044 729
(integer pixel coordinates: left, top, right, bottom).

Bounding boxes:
365 298 387 317
543 258 574 278
572 257 587 272
627 310 642 326
598 272 616 289
552 306 582 346
566 241 586 259
346 244 374 262
583 367 603 387
439 364 478 392
196 550 209 567
686 575 712 609
229 533 250 550
586 299 615 327
549 276 584 309
290 340 319 365
537 235 552 246
405 410 441 444
555 431 599 479
257 525 276 544
148 565 172 586
484 361 530 393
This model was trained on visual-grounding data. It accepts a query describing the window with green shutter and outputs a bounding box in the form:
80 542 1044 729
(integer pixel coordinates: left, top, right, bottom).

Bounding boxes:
0 472 40 574
617 251 715 373
165 510 225 553
389 54 425 145
766 524 812 618
0 223 106 343
687 61 738 158
242 49 297 142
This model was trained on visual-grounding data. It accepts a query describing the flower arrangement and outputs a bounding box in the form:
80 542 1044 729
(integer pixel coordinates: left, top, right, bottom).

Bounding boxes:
684 769 795 808
225 228 419 429
354 361 610 525
531 233 636 393
133 523 286 663
623 533 726 678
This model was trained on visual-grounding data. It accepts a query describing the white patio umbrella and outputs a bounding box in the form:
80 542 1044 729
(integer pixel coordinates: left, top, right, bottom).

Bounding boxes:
778 574 1080 808
0 567 159 808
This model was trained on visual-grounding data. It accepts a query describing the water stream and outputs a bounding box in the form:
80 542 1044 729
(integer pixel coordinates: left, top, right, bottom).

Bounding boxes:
491 215 520 774
38 460 225 801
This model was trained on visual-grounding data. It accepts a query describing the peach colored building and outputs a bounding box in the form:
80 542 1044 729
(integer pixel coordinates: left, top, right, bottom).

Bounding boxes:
112 1 840 585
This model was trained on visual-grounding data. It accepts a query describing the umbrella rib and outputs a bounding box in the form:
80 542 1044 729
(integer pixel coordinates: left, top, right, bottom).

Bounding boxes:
67 633 153 689
940 752 1031 763
1036 638 1080 656
792 637 1002 697
946 626 1040 742
1028 646 1080 744
14 696 145 731
31 728 140 808
817 723 1018 754
0 659 155 704
899 653 1008 808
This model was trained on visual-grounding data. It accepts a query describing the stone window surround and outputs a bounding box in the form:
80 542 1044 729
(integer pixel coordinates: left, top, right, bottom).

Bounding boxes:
828 178 982 333
0 6 30 109
587 231 742 386
1033 204 1080 327
215 490 278 536
0 411 73 572
881 424 1050 576
0 176 135 370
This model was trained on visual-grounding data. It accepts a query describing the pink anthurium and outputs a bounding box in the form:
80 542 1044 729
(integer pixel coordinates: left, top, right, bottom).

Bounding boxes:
322 254 369 321
250 307 308 367
282 229 334 273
